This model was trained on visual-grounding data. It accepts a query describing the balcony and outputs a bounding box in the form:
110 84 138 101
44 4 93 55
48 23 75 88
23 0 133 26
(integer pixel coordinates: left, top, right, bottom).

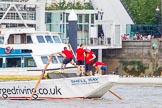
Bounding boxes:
62 37 121 49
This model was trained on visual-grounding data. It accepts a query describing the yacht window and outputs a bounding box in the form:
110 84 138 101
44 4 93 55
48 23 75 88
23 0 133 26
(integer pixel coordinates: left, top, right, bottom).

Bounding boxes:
41 56 48 64
53 36 61 43
0 37 4 44
24 57 36 67
57 56 64 63
0 58 2 68
51 56 58 64
20 34 26 44
27 36 33 43
37 35 45 43
22 49 32 53
45 35 53 43
6 58 21 67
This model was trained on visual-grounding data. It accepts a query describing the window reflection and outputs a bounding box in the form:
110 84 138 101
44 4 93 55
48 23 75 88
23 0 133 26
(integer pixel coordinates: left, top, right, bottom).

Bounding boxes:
85 14 89 23
0 37 4 44
41 56 48 64
57 56 63 63
51 56 58 64
45 35 53 43
37 35 45 43
24 57 36 67
53 36 61 43
27 35 33 43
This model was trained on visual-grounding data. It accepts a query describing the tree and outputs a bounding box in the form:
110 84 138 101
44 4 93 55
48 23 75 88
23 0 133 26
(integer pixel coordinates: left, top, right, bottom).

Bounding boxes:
124 0 161 24
46 0 94 10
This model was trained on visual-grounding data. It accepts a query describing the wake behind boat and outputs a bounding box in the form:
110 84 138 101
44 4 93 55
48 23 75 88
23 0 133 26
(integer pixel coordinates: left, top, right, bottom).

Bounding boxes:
0 75 119 100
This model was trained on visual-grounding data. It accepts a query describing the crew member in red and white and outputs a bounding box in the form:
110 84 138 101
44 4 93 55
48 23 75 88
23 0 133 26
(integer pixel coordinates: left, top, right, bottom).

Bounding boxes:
54 46 74 71
76 44 85 76
93 61 108 75
85 48 96 76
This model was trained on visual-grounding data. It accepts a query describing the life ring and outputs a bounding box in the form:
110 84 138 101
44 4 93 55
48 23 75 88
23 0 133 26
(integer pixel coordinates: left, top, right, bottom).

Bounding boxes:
5 46 13 54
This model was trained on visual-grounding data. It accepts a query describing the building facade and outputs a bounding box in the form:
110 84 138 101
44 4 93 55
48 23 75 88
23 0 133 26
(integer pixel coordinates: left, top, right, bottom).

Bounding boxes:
45 10 122 49
0 0 134 61
0 0 128 48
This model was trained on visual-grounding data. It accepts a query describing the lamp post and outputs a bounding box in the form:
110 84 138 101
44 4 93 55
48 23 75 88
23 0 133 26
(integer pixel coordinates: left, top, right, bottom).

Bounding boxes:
155 6 160 37
98 9 104 20
155 6 160 23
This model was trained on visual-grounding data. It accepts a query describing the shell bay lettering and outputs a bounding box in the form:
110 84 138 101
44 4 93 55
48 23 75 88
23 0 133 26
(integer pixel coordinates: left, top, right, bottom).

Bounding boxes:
0 86 62 99
71 77 99 85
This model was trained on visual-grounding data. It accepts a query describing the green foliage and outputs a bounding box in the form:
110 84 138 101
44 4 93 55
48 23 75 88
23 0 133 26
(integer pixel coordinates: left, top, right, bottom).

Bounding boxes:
124 0 161 24
46 0 94 10
120 60 148 76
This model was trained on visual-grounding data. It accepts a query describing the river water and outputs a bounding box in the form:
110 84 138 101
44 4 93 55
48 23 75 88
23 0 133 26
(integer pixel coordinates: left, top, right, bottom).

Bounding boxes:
1 84 162 108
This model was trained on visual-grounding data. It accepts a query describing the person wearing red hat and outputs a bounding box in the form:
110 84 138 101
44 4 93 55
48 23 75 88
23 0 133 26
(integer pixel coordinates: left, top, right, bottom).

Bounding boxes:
93 61 108 75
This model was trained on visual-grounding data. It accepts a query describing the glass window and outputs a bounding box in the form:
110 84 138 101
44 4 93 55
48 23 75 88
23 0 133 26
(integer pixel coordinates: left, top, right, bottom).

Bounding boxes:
41 56 48 64
24 57 36 67
0 58 2 68
6 58 21 67
66 13 69 23
45 35 53 43
58 56 64 63
126 24 161 38
37 35 45 43
51 56 58 64
91 14 94 24
53 36 61 43
66 24 69 38
0 37 4 44
85 14 89 23
78 24 83 31
27 35 33 43
45 12 52 23
78 14 82 23
83 24 89 32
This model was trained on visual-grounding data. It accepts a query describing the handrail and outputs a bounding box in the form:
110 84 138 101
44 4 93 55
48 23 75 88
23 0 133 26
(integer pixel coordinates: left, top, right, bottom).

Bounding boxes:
62 38 111 46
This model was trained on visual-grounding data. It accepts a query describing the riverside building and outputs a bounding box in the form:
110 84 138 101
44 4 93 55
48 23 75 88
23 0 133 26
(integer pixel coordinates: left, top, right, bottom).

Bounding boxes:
0 0 133 61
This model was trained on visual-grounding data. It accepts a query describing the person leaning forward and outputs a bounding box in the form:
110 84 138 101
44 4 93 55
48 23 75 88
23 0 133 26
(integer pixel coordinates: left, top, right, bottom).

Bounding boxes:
53 46 75 71
93 61 108 75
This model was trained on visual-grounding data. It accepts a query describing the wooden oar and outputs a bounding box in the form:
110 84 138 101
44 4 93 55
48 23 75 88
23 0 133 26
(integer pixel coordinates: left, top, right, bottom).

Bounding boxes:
29 54 53 100
108 89 123 100
68 43 76 59
68 44 79 68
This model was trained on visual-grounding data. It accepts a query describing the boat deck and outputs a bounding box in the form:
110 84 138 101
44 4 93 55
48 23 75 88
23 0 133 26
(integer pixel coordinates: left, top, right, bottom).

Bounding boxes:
0 68 78 80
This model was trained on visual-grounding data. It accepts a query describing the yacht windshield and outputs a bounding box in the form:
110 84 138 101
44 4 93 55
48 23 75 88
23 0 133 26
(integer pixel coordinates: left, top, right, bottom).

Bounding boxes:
37 35 45 43
53 36 61 43
45 35 53 43
57 56 64 63
51 56 58 64
41 56 48 64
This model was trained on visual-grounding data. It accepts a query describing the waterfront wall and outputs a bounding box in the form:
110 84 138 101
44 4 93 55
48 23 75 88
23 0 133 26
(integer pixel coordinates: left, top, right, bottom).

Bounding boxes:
102 39 162 76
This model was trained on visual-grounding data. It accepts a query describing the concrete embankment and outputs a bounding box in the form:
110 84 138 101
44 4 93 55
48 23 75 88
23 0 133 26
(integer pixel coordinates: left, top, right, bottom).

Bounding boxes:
101 39 162 77
117 77 162 85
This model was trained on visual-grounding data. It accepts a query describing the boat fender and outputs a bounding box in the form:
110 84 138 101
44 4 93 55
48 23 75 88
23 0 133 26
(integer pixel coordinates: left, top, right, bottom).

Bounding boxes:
5 46 13 54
